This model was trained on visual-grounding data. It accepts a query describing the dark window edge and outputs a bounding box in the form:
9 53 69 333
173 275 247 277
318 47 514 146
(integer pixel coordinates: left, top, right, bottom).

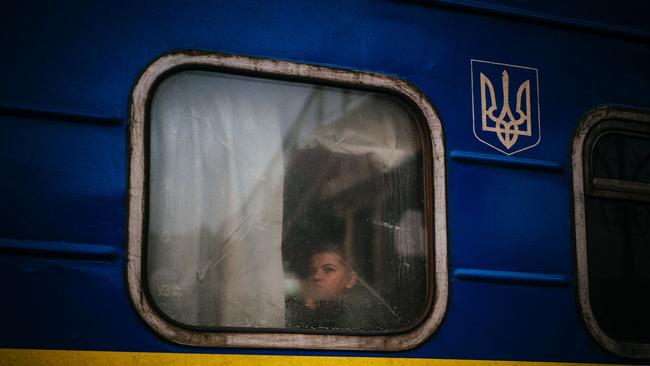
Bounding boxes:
571 105 650 359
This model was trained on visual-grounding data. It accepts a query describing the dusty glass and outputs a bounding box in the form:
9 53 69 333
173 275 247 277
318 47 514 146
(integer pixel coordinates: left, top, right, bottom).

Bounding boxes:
147 70 429 333
592 133 650 184
586 129 650 343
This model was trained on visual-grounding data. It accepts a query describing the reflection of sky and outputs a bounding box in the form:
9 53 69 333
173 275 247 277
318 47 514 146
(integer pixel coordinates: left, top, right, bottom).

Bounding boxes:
149 68 425 271
150 71 376 237
147 70 425 327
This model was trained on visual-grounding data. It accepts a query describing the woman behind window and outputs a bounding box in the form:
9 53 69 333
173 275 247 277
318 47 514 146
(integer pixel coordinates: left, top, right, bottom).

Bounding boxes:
286 244 397 331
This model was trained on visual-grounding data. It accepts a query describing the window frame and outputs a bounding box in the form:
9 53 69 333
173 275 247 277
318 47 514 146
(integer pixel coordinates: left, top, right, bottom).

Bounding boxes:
572 106 650 359
127 51 448 350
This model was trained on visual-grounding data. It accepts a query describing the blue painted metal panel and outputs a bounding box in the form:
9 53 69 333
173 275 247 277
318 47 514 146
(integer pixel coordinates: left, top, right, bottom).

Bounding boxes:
0 114 125 246
453 268 571 286
0 239 119 261
425 0 650 39
1 0 648 364
450 150 564 172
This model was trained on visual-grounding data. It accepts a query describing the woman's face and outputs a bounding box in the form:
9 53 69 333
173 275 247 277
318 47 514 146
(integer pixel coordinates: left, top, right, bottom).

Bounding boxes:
306 251 357 301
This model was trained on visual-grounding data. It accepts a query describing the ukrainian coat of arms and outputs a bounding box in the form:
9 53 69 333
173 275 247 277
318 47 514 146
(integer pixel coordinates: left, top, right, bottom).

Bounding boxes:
471 60 541 155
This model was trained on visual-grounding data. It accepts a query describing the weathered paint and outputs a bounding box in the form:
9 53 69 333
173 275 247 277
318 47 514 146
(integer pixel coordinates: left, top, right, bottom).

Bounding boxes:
128 51 448 351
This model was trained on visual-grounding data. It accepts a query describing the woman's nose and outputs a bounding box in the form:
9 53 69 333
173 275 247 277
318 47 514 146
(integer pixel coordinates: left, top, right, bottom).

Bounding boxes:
312 270 323 281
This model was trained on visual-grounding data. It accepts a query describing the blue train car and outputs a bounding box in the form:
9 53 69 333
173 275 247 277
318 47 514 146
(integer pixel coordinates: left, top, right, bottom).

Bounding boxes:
1 1 649 365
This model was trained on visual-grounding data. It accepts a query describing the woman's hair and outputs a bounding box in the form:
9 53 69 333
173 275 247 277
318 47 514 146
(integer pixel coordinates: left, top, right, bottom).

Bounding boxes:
293 241 353 279
310 242 353 272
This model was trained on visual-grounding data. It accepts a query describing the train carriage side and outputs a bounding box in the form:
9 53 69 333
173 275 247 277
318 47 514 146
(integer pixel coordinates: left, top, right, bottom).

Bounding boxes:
1 1 649 365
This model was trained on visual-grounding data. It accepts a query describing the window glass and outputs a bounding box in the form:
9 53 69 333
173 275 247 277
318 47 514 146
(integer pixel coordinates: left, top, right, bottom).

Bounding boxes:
584 123 650 344
592 133 650 184
147 70 429 333
586 197 650 342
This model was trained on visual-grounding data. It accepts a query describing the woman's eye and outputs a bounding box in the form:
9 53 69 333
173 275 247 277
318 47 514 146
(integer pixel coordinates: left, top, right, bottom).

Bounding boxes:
323 266 334 274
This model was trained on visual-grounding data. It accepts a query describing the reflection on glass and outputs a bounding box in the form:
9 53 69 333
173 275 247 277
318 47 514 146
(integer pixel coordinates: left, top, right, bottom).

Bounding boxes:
592 133 650 183
147 70 428 333
586 198 650 343
587 130 650 343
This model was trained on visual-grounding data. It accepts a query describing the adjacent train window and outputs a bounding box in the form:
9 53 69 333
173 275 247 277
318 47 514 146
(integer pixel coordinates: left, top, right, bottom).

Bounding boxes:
128 53 448 350
573 108 650 358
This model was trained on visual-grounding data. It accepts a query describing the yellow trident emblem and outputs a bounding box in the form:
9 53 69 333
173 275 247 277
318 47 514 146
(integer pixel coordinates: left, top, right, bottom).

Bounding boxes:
480 70 531 150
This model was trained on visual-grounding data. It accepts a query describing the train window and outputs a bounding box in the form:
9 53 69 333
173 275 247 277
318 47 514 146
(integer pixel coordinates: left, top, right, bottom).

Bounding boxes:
573 107 650 358
127 52 448 350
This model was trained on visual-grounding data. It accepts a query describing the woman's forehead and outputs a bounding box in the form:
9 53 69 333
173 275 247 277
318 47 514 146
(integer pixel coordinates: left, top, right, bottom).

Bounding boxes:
311 251 343 265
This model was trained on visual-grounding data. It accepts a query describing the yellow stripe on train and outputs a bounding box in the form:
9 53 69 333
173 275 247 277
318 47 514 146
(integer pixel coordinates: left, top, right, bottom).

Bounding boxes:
0 348 617 366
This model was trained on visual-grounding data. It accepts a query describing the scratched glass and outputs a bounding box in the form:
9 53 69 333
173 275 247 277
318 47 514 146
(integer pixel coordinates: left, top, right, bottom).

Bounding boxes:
586 131 650 343
147 70 429 333
592 133 650 184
